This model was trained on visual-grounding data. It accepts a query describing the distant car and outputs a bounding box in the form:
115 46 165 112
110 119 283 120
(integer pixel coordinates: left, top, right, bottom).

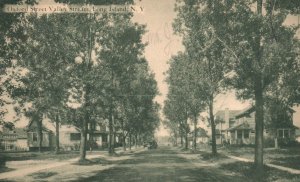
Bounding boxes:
143 142 149 148
148 140 158 149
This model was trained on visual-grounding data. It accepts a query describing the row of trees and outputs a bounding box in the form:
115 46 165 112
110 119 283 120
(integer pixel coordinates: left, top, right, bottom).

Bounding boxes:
0 0 159 161
164 0 300 176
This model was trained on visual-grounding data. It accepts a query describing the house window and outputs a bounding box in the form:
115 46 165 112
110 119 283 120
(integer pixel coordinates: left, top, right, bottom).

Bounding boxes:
32 133 38 142
229 119 235 127
70 133 81 141
4 141 15 151
278 129 290 138
284 130 289 138
96 125 100 130
244 130 250 139
237 130 243 139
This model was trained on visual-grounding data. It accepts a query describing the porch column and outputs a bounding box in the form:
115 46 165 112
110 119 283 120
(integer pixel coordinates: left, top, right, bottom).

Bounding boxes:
235 130 237 144
242 130 244 141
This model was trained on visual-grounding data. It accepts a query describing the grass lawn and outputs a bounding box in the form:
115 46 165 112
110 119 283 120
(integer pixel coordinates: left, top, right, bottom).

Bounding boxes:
220 146 300 170
0 151 81 162
219 161 300 182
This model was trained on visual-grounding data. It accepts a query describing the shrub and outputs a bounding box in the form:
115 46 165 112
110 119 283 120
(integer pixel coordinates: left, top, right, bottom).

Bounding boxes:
264 137 275 148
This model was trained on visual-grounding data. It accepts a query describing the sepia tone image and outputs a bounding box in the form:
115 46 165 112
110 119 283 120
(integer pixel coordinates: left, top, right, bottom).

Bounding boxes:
0 0 300 181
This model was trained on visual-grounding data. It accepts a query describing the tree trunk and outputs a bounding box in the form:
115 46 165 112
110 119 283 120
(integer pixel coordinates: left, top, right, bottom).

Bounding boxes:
254 75 264 173
185 130 188 150
209 98 217 155
36 116 43 153
113 131 116 149
121 120 126 151
135 134 138 148
180 130 183 147
193 116 197 150
129 133 132 151
123 135 126 151
108 106 115 155
55 115 60 154
174 132 178 146
254 0 264 176
89 122 94 151
79 116 88 161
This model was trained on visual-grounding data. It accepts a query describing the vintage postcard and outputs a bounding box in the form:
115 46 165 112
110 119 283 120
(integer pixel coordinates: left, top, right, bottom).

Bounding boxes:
0 0 300 181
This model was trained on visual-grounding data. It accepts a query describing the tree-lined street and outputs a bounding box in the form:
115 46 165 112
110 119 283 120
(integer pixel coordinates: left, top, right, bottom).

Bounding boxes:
1 145 300 182
1 0 300 181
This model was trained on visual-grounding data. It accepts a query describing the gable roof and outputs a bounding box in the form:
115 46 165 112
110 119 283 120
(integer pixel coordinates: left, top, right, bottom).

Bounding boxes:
235 105 296 119
235 106 255 119
215 109 240 121
227 122 254 131
189 127 208 137
15 128 28 139
26 120 53 133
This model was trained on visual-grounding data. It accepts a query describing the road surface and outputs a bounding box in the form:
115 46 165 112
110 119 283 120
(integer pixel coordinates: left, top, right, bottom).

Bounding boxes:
71 146 249 182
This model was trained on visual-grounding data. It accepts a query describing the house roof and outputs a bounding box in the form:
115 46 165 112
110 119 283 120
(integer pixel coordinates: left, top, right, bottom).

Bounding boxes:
0 127 27 140
15 128 28 139
26 120 53 133
60 125 80 133
215 109 241 121
235 105 296 119
189 127 208 137
235 106 255 119
227 122 254 131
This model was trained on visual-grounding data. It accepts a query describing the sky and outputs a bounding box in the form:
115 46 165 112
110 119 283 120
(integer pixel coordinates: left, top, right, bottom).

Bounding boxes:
132 0 184 106
2 0 300 134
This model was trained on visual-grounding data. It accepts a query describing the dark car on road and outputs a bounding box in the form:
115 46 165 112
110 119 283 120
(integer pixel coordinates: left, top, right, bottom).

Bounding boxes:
147 140 158 149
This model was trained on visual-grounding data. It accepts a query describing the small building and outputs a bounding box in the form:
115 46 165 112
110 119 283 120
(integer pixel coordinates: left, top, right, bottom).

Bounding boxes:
88 122 109 149
59 122 110 151
59 125 81 150
215 108 241 144
15 128 29 151
226 105 298 146
26 120 54 151
0 126 29 151
227 122 255 145
188 127 209 146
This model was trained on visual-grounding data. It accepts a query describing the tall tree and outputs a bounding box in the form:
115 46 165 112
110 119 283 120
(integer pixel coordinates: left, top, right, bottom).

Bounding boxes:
173 0 300 175
0 0 36 125
165 53 202 150
96 13 148 154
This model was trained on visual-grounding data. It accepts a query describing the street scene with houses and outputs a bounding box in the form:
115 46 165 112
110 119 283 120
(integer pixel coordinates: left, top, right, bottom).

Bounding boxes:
1 0 300 181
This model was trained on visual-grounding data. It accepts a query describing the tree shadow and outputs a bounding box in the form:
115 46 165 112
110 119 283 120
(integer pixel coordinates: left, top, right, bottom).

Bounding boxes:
70 148 252 182
219 161 300 182
73 157 119 166
270 156 300 170
29 171 58 179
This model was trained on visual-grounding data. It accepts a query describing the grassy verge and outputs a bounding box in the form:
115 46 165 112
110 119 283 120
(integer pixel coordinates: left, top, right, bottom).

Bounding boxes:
270 155 300 170
219 161 300 182
0 151 80 162
220 146 300 170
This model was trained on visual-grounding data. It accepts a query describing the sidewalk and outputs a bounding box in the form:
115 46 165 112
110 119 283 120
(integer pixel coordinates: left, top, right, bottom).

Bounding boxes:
0 147 145 180
226 155 300 175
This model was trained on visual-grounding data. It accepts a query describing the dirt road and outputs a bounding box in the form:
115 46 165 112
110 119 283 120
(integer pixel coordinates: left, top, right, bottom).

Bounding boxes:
2 146 299 182
70 146 249 182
